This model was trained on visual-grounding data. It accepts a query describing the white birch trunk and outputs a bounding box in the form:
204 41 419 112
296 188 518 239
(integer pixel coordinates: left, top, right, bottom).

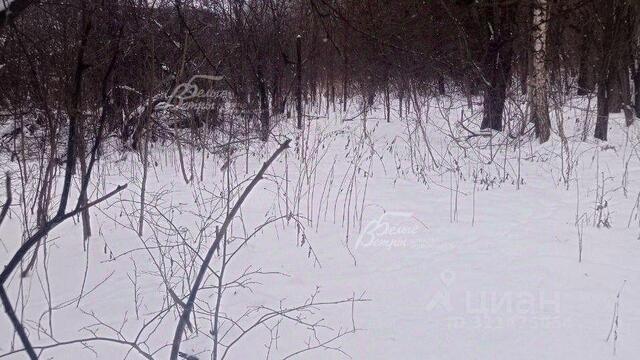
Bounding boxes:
529 0 551 143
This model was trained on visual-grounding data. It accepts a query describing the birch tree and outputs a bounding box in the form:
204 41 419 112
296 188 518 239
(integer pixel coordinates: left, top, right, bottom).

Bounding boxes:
529 0 551 143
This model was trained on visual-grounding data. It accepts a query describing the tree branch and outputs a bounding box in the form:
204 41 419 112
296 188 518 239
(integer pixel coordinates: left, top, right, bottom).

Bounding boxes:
0 183 128 286
0 286 37 359
0 173 11 228
169 139 291 360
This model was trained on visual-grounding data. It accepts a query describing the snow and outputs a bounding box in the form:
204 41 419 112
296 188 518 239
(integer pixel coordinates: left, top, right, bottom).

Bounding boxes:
0 1 14 13
2 97 640 359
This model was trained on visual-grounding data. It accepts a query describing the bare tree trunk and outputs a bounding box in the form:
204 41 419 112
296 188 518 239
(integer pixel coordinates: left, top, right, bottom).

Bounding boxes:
258 64 270 141
296 35 303 129
633 60 640 118
633 18 640 121
57 11 91 218
78 125 92 243
620 66 632 108
385 82 391 123
480 5 517 132
176 136 191 183
480 42 513 132
529 0 551 143
577 28 595 95
398 81 404 119
138 132 149 237
271 60 284 115
608 65 623 113
594 1 632 140
595 76 610 140
519 52 529 96
342 56 348 113
437 76 446 95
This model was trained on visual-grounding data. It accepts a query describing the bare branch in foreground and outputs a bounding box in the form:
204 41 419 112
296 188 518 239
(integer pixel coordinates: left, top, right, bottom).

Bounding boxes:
0 173 11 228
169 139 291 360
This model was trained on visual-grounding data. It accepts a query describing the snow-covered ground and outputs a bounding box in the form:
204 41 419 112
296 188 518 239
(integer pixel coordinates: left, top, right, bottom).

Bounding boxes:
0 1 14 13
2 97 640 359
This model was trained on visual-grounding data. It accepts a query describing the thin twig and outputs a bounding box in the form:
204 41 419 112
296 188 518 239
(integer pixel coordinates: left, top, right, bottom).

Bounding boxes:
169 139 291 360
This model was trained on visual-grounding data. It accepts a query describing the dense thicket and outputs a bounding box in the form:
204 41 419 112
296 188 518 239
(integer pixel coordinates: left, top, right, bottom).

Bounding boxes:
0 0 639 147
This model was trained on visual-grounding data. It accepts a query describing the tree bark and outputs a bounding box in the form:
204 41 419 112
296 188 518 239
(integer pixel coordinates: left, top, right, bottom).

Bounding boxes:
608 64 623 113
257 64 270 141
594 0 633 140
437 76 446 95
577 39 594 96
633 60 640 119
595 76 610 140
480 4 517 132
529 0 551 143
295 35 303 129
480 43 513 132
342 56 348 113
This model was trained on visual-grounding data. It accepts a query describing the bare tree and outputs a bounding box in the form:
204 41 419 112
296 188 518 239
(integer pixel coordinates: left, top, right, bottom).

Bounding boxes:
529 0 551 142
